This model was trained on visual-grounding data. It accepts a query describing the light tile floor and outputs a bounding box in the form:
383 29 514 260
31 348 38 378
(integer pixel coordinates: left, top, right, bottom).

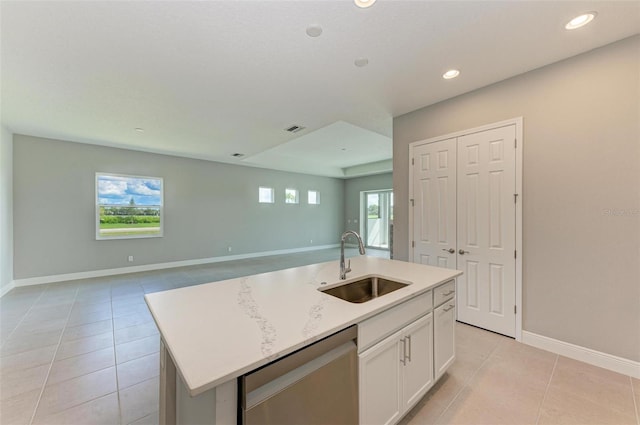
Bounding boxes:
400 323 640 425
1 248 638 425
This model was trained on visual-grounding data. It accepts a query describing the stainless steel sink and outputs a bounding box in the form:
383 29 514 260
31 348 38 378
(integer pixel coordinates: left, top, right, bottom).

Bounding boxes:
320 276 409 303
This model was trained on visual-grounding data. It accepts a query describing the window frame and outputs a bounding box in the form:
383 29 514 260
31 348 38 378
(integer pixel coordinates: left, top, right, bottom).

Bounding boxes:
308 190 320 205
285 188 299 204
258 186 275 204
95 172 164 241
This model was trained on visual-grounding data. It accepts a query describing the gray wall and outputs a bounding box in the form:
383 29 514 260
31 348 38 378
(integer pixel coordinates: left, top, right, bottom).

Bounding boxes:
344 172 392 233
13 135 345 279
393 36 640 362
0 127 13 293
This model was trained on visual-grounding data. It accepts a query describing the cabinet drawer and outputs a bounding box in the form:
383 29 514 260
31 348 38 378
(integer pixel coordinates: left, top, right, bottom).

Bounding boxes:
433 280 455 307
358 291 432 353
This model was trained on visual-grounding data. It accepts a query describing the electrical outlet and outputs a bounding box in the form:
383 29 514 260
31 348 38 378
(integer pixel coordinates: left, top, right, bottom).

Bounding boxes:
310 239 313 244
127 255 134 262
227 246 232 253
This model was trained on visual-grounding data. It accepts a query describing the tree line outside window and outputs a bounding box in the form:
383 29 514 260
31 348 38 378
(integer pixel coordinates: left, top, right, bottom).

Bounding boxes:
96 173 163 239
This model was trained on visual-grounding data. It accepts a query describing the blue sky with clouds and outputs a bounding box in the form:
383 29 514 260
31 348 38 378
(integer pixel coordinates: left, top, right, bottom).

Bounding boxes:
98 175 162 206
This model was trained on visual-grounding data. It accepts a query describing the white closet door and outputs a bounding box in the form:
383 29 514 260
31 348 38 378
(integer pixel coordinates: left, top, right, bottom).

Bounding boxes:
456 125 516 337
412 138 457 269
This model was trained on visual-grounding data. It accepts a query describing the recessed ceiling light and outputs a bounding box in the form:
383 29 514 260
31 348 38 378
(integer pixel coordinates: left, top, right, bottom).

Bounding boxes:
442 69 460 80
134 128 144 133
354 57 369 67
354 0 376 8
231 153 245 158
565 12 597 30
306 25 323 38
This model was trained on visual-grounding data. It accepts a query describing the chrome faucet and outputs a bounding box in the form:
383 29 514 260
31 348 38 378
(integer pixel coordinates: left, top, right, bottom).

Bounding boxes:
340 231 366 279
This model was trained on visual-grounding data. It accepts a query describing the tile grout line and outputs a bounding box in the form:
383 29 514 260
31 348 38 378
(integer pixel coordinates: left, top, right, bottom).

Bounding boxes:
120 376 161 425
116 356 161 391
433 336 505 424
112 285 159 425
0 289 46 349
132 412 155 425
65 303 114 328
534 354 559 425
631 376 640 425
28 286 79 425
110 288 125 425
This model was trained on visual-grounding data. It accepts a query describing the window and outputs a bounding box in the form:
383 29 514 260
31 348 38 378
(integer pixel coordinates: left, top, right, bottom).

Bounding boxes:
367 193 380 218
285 188 299 204
308 190 320 205
96 173 163 239
363 190 392 249
259 186 275 203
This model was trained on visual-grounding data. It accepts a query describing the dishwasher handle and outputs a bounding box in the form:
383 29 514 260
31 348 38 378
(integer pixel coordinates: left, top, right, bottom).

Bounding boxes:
242 325 357 394
244 340 356 409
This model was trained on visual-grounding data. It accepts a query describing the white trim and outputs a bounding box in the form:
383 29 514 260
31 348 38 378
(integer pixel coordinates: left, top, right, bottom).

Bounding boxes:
522 331 640 379
411 117 524 144
13 244 340 287
514 118 523 342
407 143 414 260
0 280 16 298
408 117 524 341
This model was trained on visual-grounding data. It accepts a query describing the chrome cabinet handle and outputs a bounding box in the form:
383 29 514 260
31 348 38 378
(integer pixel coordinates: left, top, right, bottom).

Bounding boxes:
441 248 455 254
406 335 412 362
458 249 470 255
442 290 455 296
400 338 406 365
443 304 455 312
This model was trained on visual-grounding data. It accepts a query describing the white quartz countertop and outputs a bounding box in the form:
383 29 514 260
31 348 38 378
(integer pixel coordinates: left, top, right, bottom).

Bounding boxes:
145 256 461 396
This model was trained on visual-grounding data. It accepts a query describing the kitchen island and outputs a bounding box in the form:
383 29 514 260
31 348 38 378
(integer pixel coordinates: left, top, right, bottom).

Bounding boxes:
145 256 461 425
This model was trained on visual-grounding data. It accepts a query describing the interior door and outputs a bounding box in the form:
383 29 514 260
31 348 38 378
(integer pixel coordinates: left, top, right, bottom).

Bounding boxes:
456 125 516 337
412 138 457 268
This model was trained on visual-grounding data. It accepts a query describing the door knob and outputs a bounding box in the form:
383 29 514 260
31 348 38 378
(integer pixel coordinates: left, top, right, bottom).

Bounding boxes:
442 248 455 254
459 249 470 255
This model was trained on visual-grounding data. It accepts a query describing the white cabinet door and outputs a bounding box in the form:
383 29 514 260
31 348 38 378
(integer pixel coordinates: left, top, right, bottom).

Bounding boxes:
457 125 516 337
359 329 402 425
434 300 456 379
401 313 434 410
360 313 437 425
411 138 457 269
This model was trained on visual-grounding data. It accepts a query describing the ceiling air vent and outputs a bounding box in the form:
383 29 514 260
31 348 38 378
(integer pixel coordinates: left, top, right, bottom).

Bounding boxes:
285 125 306 133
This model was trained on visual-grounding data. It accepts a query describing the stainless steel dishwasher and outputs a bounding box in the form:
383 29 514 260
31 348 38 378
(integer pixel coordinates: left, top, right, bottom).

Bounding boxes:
239 325 358 425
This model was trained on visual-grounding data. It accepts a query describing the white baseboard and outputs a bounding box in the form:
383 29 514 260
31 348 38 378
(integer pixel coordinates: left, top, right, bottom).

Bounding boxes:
522 330 640 379
0 280 16 298
13 244 340 288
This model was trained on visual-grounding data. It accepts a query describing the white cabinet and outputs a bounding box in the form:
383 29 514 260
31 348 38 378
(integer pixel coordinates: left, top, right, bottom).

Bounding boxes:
434 281 456 380
359 314 433 425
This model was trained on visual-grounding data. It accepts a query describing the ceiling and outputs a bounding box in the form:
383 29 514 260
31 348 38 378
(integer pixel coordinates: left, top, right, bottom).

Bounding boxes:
1 1 638 178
